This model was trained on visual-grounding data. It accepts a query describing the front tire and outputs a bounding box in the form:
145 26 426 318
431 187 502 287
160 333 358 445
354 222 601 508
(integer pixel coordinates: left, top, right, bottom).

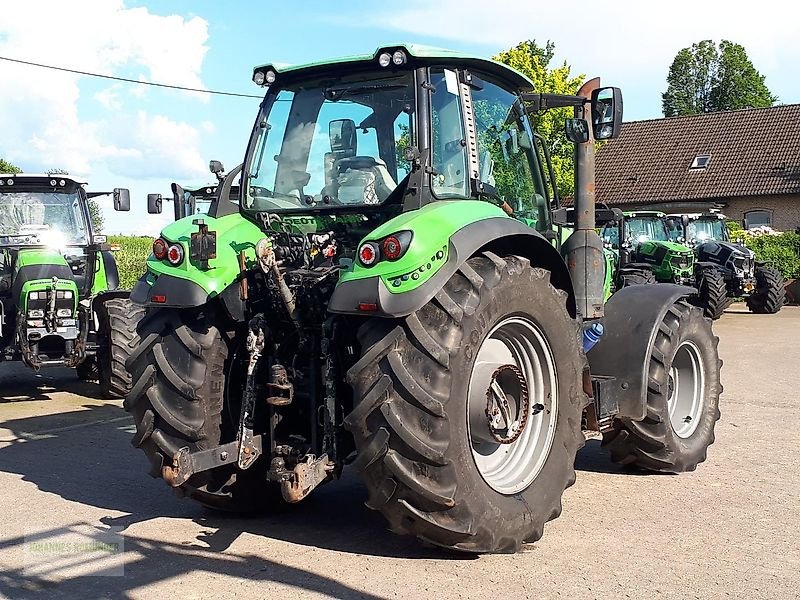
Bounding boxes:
97 297 144 397
619 266 656 288
345 253 587 553
125 307 277 511
603 302 721 472
694 267 731 320
746 265 784 314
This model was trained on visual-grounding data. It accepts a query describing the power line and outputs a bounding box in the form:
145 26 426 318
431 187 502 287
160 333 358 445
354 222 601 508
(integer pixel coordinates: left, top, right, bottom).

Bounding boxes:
0 55 262 99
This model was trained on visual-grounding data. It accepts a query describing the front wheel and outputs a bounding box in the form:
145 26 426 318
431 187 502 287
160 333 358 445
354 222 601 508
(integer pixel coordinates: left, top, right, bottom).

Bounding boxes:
603 301 721 472
746 265 784 314
345 253 587 553
97 297 144 397
619 266 656 288
694 267 731 320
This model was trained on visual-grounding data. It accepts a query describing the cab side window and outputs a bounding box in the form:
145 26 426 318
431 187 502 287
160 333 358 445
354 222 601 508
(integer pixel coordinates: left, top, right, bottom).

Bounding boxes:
471 78 548 231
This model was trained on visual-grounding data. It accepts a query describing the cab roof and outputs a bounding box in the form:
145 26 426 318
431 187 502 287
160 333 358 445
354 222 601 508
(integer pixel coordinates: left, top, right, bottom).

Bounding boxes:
0 173 87 186
623 210 666 218
666 212 727 220
253 43 535 90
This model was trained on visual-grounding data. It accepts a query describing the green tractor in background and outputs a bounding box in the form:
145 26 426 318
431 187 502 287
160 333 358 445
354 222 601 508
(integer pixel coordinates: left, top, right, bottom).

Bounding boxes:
666 212 785 318
146 160 241 221
123 45 722 553
599 210 695 292
0 172 139 396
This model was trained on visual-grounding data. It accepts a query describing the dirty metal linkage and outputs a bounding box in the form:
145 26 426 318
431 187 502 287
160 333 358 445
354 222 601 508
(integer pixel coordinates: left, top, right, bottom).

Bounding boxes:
267 453 335 503
161 437 264 487
237 316 266 470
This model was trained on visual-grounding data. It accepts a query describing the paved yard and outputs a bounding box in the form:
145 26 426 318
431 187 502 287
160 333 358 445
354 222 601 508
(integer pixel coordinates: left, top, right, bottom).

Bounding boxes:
0 304 797 599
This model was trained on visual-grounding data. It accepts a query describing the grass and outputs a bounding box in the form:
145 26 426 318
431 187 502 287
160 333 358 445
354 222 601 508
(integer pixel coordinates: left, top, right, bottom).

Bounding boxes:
109 235 152 290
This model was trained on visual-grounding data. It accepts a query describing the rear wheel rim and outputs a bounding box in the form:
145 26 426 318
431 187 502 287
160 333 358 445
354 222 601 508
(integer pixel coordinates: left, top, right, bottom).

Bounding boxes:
667 341 705 438
467 316 558 495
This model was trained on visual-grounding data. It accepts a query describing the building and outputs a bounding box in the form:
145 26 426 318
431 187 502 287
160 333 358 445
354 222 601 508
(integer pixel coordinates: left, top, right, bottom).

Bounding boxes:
596 104 800 231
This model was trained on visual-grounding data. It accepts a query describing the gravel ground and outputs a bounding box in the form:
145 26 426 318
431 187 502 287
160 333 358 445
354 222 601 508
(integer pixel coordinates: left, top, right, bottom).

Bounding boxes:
0 303 797 600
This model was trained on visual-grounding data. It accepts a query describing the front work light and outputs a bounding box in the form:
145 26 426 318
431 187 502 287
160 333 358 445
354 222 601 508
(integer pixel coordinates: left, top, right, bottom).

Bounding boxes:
392 50 407 65
378 52 392 68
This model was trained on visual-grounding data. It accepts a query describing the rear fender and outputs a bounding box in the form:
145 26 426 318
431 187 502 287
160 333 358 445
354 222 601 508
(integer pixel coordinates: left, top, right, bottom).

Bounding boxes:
587 283 696 421
328 216 574 318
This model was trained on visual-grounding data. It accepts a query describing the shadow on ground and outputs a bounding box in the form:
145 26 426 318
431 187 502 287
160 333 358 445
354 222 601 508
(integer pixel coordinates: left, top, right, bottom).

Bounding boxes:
0 522 392 600
0 365 100 403
0 398 466 599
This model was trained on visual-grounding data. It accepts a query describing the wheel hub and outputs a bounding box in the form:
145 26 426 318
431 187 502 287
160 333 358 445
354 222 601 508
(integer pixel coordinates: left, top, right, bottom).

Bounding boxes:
485 364 529 444
467 316 559 495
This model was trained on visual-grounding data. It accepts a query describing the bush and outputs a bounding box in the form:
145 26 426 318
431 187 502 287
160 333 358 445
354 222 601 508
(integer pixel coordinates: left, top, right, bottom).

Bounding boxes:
109 235 152 290
733 230 800 280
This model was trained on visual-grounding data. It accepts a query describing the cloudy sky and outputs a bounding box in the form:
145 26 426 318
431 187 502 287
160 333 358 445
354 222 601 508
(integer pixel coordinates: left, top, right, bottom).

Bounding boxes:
1 0 798 234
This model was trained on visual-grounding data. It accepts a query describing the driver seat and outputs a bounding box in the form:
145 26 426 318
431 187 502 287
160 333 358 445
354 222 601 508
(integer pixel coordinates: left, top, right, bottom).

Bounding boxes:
332 156 396 204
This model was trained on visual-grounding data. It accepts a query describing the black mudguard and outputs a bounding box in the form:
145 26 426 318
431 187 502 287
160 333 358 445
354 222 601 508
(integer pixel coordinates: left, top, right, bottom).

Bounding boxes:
130 275 245 321
588 283 696 421
328 217 572 318
100 250 120 291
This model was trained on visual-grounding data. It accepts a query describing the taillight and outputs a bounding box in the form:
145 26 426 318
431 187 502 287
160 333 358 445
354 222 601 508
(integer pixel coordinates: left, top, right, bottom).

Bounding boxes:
153 238 168 260
358 231 412 267
167 244 184 265
382 236 402 260
358 242 379 267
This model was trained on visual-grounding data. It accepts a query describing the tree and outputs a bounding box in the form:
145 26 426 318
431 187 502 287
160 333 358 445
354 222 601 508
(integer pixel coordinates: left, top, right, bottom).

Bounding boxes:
662 40 777 117
0 158 21 173
493 40 585 198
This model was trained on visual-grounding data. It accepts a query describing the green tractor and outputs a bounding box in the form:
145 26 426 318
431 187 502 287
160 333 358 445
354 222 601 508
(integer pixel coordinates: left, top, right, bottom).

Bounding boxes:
146 160 241 222
124 45 721 553
600 210 695 291
0 172 139 395
666 212 785 318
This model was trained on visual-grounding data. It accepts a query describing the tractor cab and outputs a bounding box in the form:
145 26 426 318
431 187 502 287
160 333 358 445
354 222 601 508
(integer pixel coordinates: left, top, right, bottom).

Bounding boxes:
665 212 730 246
241 46 619 238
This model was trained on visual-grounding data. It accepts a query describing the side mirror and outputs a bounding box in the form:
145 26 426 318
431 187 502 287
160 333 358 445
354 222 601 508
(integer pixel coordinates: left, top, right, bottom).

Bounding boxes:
681 214 690 228
329 119 357 156
113 188 130 211
564 118 590 144
147 193 163 215
591 87 623 140
209 160 224 176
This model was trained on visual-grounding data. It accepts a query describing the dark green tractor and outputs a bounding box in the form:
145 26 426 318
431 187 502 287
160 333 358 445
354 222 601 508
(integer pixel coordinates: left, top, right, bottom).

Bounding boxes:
0 173 140 395
600 210 695 292
666 212 785 318
122 45 722 553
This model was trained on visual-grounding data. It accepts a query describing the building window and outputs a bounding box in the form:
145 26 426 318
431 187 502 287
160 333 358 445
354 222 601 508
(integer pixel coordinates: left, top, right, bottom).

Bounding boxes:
744 210 772 229
690 154 711 169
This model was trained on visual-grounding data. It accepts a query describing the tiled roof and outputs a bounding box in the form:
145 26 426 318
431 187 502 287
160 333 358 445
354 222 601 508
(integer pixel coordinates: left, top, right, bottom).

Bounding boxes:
596 104 800 205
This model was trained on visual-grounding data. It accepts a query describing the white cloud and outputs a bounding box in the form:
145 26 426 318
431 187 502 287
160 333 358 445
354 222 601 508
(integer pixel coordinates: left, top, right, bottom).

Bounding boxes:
354 0 800 115
0 0 210 176
104 111 208 180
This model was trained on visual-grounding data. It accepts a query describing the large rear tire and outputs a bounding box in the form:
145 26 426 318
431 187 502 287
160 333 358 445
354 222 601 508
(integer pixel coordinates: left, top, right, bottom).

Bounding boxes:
124 307 277 511
602 301 721 472
345 253 587 553
97 297 144 398
694 267 731 320
746 265 784 314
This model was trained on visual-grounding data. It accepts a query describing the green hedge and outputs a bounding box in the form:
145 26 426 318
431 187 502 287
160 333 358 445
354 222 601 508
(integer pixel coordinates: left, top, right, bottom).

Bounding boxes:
109 235 152 290
729 229 800 280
